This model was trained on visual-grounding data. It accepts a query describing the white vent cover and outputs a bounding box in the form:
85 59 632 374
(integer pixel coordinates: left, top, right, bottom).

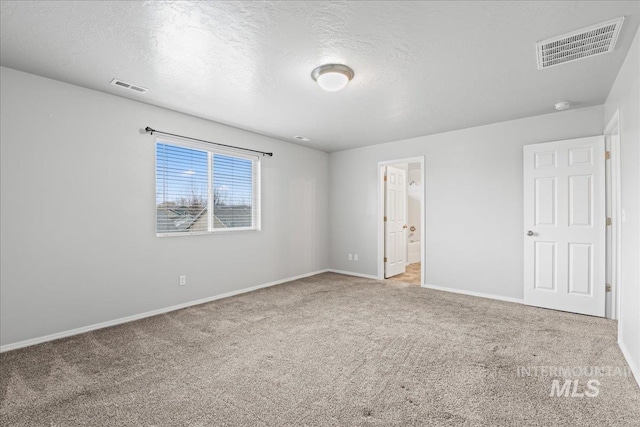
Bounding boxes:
536 17 624 70
110 78 148 94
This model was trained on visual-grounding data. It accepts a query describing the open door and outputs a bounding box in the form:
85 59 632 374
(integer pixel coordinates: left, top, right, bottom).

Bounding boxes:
384 166 407 278
523 136 606 317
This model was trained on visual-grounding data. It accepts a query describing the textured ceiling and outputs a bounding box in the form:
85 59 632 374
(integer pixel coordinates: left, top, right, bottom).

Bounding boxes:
1 1 639 152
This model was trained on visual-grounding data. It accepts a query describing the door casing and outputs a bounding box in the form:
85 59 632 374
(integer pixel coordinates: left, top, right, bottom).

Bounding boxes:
604 110 622 320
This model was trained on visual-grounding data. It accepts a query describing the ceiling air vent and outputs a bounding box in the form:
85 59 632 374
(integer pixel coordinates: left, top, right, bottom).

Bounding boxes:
536 17 624 70
110 78 148 94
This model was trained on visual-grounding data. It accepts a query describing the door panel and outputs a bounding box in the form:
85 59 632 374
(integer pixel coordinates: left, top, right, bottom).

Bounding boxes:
535 177 556 225
524 136 605 317
569 175 592 226
534 241 556 291
568 243 592 295
534 150 557 168
569 147 593 166
385 166 407 278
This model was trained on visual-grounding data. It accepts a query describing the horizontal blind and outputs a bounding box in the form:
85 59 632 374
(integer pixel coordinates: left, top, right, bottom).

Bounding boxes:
156 143 209 233
156 140 260 235
212 154 258 230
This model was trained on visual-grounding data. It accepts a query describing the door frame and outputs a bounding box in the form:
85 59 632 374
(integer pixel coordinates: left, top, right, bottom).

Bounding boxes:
604 109 622 320
377 156 426 286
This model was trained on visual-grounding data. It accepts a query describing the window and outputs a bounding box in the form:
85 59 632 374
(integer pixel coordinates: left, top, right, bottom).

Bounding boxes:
156 138 260 235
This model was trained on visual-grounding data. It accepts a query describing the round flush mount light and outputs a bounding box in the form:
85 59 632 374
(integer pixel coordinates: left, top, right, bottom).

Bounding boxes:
554 101 572 111
293 135 311 142
311 64 354 91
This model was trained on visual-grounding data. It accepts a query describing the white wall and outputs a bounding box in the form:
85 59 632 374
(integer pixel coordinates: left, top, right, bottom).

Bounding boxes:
0 67 330 347
329 106 604 299
604 28 640 385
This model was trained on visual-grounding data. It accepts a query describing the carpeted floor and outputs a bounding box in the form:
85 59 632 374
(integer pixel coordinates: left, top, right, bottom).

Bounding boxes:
1 272 639 426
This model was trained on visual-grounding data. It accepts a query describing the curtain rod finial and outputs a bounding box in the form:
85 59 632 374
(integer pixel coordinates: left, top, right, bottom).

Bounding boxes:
145 127 155 134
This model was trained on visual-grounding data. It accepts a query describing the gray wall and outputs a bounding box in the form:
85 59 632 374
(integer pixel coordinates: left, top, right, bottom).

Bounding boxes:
0 67 330 346
329 106 604 300
604 28 640 381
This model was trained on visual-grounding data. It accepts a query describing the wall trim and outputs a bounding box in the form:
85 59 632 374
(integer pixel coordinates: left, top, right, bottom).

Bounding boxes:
326 269 380 280
619 337 640 389
0 269 330 353
423 283 524 304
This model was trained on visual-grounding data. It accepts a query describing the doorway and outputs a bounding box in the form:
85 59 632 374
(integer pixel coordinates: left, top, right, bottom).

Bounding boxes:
377 157 425 286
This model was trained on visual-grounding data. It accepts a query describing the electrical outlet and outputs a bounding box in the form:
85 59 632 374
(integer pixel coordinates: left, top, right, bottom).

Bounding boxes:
348 254 353 260
179 275 186 286
354 254 359 261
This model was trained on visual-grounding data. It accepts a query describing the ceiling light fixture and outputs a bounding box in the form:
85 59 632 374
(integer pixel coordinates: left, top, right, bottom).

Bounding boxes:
311 64 354 92
554 101 572 111
293 135 311 142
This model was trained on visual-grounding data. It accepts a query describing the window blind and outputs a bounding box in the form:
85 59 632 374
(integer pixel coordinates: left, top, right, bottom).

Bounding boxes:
156 140 260 235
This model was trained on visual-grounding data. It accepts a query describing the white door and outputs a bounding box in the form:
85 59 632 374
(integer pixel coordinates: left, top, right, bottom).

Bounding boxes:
385 166 407 278
523 136 605 317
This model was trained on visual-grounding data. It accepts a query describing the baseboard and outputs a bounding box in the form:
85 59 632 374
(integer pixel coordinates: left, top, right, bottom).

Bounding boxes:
618 337 640 389
0 269 330 353
423 283 524 304
326 269 380 280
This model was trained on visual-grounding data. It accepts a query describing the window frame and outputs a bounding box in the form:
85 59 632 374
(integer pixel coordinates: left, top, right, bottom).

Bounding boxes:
155 136 261 237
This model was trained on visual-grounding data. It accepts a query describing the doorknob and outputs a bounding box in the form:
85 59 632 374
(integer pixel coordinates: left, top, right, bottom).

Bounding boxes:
526 230 534 236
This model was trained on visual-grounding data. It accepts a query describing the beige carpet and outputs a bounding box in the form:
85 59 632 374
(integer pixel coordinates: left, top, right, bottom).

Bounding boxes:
1 272 639 426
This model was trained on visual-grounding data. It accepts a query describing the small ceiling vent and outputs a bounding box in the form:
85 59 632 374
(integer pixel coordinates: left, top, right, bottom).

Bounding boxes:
536 17 624 70
110 78 148 94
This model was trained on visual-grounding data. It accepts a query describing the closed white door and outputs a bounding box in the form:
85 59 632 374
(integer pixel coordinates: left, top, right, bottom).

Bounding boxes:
385 166 407 278
523 136 605 317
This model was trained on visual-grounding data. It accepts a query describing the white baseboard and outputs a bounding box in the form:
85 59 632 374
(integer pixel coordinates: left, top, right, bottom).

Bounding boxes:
423 283 524 304
326 269 380 280
618 337 640 389
0 269 329 353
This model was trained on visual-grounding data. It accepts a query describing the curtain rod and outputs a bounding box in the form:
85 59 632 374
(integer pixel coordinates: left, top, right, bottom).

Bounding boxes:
145 127 273 157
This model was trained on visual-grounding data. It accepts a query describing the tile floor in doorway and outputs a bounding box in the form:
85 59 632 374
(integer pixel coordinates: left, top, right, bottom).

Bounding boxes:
386 262 421 285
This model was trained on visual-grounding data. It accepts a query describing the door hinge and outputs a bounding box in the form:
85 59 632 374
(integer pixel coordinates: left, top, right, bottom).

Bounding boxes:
606 217 612 226
384 257 387 263
384 175 388 181
383 216 387 222
605 151 611 160
606 284 612 292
